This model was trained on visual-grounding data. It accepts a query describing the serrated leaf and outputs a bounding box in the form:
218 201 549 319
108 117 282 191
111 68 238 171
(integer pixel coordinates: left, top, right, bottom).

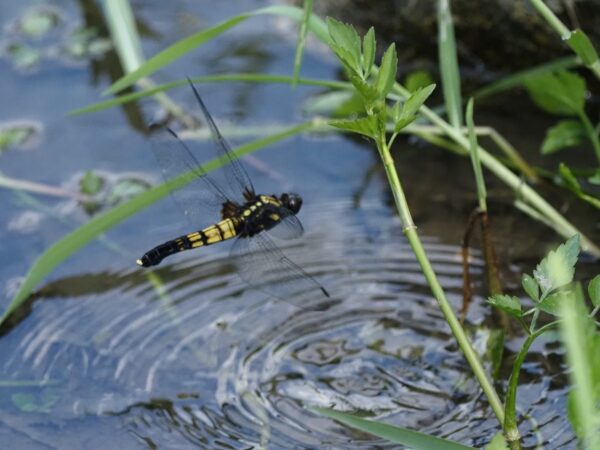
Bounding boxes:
404 70 435 93
326 17 361 74
537 291 563 315
330 43 361 77
329 115 379 139
524 71 586 116
533 235 580 296
522 273 539 301
566 29 599 66
402 84 436 118
362 27 375 78
487 294 522 318
349 72 379 104
375 43 397 99
391 84 435 133
541 120 586 154
588 275 600 308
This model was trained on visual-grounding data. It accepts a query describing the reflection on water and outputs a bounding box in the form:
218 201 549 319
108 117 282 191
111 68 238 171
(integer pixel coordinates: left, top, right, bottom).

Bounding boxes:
0 201 576 449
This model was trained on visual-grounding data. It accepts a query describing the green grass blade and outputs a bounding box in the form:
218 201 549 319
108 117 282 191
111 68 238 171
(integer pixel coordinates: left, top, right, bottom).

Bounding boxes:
437 0 463 127
313 407 475 450
0 122 314 326
472 56 578 99
292 0 313 87
103 14 249 95
466 98 487 211
104 5 328 96
103 0 145 72
70 74 351 116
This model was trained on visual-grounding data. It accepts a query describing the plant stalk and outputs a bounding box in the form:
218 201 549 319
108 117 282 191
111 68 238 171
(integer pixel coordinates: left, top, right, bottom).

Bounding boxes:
375 134 506 427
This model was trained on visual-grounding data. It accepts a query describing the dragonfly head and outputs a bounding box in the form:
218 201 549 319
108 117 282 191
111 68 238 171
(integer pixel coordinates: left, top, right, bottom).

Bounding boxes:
279 193 303 214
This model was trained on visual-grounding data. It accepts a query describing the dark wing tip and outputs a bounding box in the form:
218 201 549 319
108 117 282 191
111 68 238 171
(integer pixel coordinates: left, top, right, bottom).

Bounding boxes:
321 286 330 298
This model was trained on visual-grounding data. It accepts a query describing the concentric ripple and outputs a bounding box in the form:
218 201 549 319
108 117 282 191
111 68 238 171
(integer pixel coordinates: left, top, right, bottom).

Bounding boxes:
0 201 575 449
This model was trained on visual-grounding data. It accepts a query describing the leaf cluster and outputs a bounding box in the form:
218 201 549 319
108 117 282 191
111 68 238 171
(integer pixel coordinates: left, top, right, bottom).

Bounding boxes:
326 18 434 142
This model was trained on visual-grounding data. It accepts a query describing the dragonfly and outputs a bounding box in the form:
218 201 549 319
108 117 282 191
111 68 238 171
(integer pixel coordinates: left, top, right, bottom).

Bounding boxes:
136 80 329 303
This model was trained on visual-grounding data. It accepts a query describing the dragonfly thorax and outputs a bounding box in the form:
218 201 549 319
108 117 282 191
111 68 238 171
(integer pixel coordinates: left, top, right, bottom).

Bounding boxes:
236 193 302 237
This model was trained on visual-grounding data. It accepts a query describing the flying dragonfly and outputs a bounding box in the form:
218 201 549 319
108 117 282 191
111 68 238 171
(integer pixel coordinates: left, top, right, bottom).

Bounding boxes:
136 80 329 303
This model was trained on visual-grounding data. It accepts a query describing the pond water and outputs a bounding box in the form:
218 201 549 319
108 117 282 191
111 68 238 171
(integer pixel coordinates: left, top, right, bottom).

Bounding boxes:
0 1 597 449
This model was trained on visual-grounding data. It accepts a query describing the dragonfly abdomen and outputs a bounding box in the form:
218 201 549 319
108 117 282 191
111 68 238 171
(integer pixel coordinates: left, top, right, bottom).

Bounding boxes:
136 218 239 267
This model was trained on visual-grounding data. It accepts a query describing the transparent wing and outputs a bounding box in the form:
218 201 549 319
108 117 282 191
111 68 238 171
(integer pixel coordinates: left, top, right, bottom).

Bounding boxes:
187 79 255 201
149 125 234 226
147 80 257 226
230 233 329 307
267 210 304 240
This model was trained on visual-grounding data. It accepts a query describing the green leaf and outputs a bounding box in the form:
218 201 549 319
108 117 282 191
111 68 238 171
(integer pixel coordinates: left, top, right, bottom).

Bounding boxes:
374 43 398 99
392 84 436 133
522 273 539 301
524 70 586 116
104 5 330 95
566 29 599 66
348 73 379 104
326 17 361 74
105 14 249 95
402 84 436 119
537 291 564 316
485 432 509 450
588 275 600 308
79 171 105 196
558 164 600 210
533 234 580 297
559 163 582 192
329 115 379 139
312 407 475 449
588 169 600 185
541 120 586 154
487 294 522 318
404 70 435 93
0 123 314 326
362 27 376 78
71 74 350 116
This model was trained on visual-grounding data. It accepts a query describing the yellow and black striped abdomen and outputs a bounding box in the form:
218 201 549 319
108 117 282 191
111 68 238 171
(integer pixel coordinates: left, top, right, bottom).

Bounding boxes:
136 218 240 267
186 218 238 248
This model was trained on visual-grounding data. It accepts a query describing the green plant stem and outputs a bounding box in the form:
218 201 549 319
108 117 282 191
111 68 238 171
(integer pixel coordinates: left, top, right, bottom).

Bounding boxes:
375 133 506 428
504 321 560 443
529 0 570 37
578 110 600 164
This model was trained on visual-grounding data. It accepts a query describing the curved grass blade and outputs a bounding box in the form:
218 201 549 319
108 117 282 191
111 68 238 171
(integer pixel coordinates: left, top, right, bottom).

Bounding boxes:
103 5 328 96
312 407 475 450
0 122 314 326
70 75 350 116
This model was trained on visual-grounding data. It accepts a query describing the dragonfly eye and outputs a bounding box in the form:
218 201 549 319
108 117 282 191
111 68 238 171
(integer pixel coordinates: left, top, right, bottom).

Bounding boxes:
280 193 302 214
